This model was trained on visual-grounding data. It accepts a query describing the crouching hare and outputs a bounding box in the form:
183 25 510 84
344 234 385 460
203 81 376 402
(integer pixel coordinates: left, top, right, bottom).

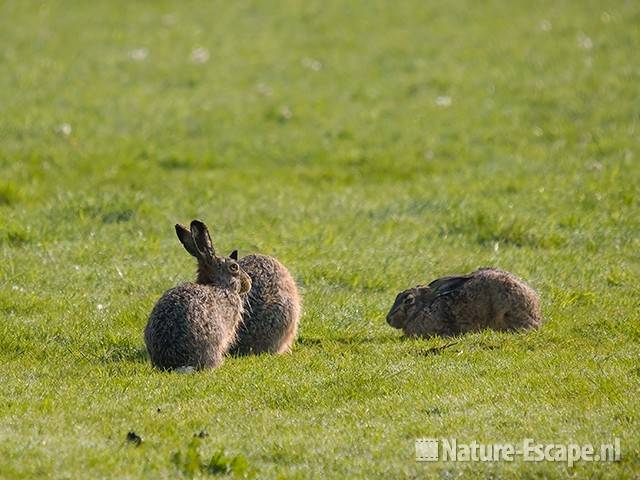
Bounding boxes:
386 268 541 338
144 220 251 371
229 254 301 355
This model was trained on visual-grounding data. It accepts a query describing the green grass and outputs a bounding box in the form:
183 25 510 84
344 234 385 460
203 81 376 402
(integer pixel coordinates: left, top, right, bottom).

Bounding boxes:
1 0 639 478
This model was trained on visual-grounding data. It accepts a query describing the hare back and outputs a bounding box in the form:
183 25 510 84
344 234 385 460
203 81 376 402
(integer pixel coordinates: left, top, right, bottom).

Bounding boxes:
233 254 301 354
239 254 297 292
145 283 243 370
448 269 542 332
239 254 301 315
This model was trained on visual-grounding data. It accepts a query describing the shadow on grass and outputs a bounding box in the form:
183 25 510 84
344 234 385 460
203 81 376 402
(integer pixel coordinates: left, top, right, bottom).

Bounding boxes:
416 338 509 356
420 341 460 356
297 335 402 347
98 345 148 364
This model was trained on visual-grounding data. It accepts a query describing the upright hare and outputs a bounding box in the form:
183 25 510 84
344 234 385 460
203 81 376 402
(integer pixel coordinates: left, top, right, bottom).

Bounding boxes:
230 254 301 355
144 220 251 370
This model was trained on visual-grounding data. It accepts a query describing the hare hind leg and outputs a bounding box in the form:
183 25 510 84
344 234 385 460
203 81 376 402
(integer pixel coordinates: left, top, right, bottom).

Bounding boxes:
502 309 541 332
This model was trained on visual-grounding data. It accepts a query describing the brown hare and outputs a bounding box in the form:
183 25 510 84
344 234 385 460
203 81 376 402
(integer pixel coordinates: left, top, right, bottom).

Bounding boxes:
144 220 251 371
230 254 302 355
386 268 541 338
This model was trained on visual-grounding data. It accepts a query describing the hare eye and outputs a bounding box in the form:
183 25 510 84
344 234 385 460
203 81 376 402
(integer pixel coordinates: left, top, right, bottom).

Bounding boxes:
229 263 239 273
404 296 415 305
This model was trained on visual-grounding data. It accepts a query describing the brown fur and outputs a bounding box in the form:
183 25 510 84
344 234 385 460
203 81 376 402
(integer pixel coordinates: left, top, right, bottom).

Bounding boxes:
386 268 541 338
230 254 302 355
144 220 252 371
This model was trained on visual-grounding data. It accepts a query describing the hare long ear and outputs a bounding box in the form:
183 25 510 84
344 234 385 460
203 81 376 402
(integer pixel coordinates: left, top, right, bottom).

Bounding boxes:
175 224 199 257
429 275 473 297
190 220 215 259
229 250 238 260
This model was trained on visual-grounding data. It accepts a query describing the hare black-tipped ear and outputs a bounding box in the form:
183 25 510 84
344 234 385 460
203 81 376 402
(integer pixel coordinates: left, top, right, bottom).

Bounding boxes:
175 224 199 258
229 250 238 261
429 275 472 298
190 220 215 259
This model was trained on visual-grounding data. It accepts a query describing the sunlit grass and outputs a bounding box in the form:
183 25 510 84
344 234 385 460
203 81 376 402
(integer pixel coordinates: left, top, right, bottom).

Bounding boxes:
0 0 639 478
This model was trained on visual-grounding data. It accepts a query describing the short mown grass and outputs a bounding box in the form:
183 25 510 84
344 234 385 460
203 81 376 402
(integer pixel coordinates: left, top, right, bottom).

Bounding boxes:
1 0 639 478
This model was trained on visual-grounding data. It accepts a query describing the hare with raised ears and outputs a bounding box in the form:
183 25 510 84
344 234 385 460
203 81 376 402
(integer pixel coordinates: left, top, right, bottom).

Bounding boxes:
144 220 252 371
229 254 301 355
386 268 541 338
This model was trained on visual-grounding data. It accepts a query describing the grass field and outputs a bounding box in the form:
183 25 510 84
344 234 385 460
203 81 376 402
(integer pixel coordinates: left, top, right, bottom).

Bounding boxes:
1 0 639 478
